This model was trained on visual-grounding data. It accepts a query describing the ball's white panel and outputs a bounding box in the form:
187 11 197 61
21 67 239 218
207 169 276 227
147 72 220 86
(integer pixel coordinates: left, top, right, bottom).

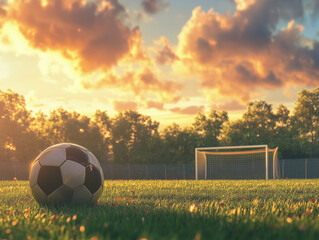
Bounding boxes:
29 162 41 188
73 185 92 204
32 184 47 205
47 143 71 150
39 148 66 166
87 151 101 170
92 186 103 203
47 185 73 205
60 160 86 189
39 144 69 158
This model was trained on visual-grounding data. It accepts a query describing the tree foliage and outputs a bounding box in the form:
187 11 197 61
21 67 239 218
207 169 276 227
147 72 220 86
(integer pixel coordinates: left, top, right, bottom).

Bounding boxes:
223 101 276 146
110 110 160 163
293 88 319 157
193 110 228 147
0 90 38 161
162 124 199 163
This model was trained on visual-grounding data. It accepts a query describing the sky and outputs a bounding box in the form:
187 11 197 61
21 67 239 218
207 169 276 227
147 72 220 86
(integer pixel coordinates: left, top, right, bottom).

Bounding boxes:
0 0 319 128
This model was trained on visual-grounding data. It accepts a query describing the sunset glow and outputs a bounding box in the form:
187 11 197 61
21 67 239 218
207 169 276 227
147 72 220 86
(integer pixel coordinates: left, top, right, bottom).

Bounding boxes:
1 0 319 127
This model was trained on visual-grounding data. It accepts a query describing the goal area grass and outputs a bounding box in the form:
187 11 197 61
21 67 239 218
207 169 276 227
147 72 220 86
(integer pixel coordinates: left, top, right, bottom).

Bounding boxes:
1 180 319 240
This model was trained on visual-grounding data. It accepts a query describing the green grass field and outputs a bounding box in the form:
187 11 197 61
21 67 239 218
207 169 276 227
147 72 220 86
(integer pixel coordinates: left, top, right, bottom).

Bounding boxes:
1 180 319 240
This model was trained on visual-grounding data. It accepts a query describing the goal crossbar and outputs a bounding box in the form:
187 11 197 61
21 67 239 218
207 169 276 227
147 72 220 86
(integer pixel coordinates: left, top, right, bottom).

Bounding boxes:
199 148 277 155
195 145 279 180
196 144 270 151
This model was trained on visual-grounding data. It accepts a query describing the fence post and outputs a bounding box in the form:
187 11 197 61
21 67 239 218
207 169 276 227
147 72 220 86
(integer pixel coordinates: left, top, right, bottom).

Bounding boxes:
128 164 131 180
145 164 148 179
164 164 167 179
282 159 285 179
305 158 308 179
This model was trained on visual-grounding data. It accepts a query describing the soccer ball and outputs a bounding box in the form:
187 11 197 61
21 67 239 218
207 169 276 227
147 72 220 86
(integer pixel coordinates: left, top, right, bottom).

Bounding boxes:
29 143 104 205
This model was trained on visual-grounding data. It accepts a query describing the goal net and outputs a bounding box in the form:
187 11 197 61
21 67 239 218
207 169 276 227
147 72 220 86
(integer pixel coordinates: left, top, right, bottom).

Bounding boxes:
195 145 279 180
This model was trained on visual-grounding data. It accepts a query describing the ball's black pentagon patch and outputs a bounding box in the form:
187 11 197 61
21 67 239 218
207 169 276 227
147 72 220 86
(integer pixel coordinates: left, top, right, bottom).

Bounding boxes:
66 146 89 166
84 164 102 194
70 143 87 150
37 166 63 195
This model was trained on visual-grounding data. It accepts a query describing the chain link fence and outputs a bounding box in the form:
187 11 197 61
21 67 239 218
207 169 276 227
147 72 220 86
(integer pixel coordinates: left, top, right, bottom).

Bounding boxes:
279 158 319 179
0 158 318 180
101 163 195 180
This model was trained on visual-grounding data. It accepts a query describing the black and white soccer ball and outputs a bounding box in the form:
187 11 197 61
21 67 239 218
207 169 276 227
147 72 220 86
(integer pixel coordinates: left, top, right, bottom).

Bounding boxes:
29 143 104 205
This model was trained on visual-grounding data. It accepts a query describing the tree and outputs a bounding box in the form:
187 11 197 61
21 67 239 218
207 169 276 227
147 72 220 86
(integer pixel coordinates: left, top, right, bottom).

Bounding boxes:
93 110 111 139
223 101 276 146
110 110 160 163
222 119 247 146
193 110 228 147
272 105 302 158
0 89 39 162
161 123 199 163
38 108 109 161
92 110 111 161
293 88 319 157
31 111 51 154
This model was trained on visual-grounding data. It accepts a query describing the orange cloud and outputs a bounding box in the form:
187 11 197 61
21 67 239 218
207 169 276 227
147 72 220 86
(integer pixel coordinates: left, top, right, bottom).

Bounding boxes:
113 100 138 112
176 0 319 102
0 5 5 17
211 100 246 111
146 100 164 110
82 68 182 103
0 0 184 108
170 105 204 115
1 0 143 73
153 37 178 65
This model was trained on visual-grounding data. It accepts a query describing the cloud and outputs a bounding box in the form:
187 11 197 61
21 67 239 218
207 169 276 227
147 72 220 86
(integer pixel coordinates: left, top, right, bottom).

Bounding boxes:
170 105 204 115
153 37 178 65
211 100 246 111
0 0 184 107
82 68 182 103
1 0 144 73
113 100 138 111
146 100 164 110
176 0 319 102
0 0 183 105
141 0 169 14
0 0 5 17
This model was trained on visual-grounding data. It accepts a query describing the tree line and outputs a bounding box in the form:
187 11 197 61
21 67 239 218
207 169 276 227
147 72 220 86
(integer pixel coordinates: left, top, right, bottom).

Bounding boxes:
0 88 318 163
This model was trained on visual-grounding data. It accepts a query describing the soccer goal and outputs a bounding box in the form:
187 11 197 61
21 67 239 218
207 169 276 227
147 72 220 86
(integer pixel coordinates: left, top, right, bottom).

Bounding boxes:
195 145 279 180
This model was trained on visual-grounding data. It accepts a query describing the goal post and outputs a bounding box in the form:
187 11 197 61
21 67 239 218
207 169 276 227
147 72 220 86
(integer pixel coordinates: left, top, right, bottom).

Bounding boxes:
195 145 279 180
